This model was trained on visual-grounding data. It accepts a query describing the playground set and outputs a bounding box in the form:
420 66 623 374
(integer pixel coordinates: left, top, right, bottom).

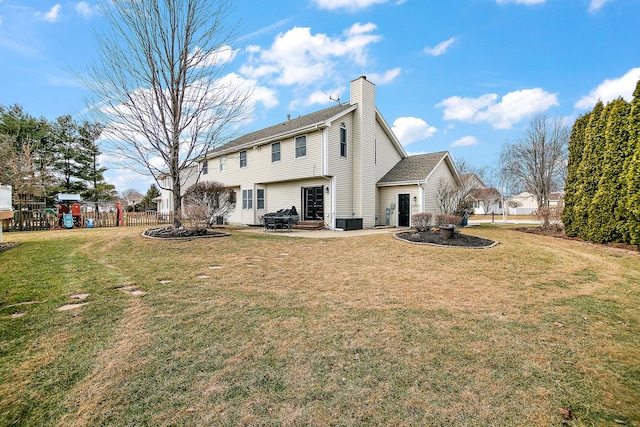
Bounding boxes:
55 193 125 229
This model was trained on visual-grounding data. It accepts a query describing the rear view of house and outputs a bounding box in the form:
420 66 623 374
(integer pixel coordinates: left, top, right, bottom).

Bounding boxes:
159 76 460 229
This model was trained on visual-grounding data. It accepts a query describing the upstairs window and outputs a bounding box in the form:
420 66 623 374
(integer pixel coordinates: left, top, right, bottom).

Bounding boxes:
295 135 306 158
239 150 247 168
220 155 226 172
271 142 281 162
340 123 347 158
202 160 208 175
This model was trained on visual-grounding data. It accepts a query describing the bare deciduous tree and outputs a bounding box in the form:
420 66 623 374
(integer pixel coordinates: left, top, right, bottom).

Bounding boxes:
181 181 234 228
83 0 251 227
500 112 568 226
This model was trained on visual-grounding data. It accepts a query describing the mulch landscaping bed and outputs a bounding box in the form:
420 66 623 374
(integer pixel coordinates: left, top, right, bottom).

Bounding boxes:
142 226 230 240
395 230 497 248
514 226 639 252
0 242 21 253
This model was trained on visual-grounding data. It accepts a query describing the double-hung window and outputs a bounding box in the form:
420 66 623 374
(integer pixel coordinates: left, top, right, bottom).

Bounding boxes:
242 189 253 209
239 151 247 168
271 142 281 162
256 189 265 210
340 123 347 158
220 155 226 172
295 135 306 158
202 160 209 175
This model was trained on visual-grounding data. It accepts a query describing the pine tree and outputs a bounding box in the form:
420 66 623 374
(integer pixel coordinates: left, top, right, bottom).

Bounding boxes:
588 98 630 243
626 80 640 245
562 113 590 236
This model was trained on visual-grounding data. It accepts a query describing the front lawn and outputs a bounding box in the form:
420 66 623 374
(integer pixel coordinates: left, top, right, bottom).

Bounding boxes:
1 226 638 426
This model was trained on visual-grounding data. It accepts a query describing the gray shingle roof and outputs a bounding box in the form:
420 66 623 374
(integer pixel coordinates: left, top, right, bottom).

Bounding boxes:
377 151 448 184
207 103 354 157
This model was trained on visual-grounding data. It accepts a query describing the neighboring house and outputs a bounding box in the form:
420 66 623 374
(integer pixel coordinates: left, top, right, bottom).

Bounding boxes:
461 174 503 215
467 187 503 215
120 190 144 211
507 191 564 215
548 191 565 209
159 76 461 228
157 165 199 214
508 192 538 215
0 184 13 242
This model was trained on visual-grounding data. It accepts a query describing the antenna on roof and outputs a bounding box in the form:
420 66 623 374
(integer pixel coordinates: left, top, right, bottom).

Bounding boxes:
329 95 341 105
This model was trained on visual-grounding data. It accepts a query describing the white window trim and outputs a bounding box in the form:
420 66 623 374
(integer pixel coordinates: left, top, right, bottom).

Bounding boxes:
256 188 265 210
220 155 227 172
271 142 281 163
239 150 247 168
295 135 307 159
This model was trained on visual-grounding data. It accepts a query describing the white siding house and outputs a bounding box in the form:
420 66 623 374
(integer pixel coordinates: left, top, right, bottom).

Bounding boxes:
159 76 461 229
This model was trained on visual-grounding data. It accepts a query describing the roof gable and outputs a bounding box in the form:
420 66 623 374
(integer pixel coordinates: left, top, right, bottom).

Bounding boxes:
377 151 450 184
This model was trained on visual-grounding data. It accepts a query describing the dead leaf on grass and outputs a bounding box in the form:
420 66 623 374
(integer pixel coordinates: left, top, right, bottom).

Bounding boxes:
554 322 565 328
557 406 574 420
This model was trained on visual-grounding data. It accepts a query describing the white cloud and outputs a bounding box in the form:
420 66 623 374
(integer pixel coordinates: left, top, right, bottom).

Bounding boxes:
367 68 401 84
36 4 61 22
190 45 238 68
574 67 640 109
290 87 346 109
437 88 558 129
75 2 99 19
496 0 545 4
391 116 437 146
424 37 457 56
313 0 389 11
239 23 382 86
589 0 613 12
451 136 478 147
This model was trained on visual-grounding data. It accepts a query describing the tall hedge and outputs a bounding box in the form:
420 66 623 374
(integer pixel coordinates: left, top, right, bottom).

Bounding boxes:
588 98 630 243
626 81 640 245
563 78 640 245
562 113 590 236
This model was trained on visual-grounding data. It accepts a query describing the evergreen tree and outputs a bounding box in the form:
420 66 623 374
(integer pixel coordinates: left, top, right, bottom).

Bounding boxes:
572 101 605 239
588 98 630 242
51 115 88 194
76 120 115 202
139 184 161 212
626 80 640 245
562 113 590 236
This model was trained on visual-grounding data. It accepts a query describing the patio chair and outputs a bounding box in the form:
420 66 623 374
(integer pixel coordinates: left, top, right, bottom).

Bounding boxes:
264 216 277 232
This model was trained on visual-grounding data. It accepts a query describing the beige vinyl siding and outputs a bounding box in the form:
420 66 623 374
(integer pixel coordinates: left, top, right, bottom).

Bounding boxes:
377 185 420 227
350 77 377 227
374 119 402 182
424 159 455 214
327 113 355 219
200 130 323 188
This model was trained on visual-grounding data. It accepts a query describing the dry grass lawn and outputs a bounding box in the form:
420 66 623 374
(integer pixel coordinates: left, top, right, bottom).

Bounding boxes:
0 225 638 426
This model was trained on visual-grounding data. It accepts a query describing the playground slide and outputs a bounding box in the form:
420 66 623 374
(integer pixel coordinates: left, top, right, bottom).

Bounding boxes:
63 213 74 229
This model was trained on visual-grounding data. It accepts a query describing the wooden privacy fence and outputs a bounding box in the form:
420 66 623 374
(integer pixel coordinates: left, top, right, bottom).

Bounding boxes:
2 211 173 232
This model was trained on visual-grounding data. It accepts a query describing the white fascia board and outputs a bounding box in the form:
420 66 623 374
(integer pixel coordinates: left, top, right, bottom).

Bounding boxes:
377 181 422 187
375 108 407 158
324 104 357 126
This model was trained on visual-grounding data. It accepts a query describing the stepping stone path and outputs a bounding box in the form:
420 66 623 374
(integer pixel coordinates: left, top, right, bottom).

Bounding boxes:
159 280 173 284
118 286 147 297
197 275 210 279
57 302 89 311
208 266 222 270
57 293 90 311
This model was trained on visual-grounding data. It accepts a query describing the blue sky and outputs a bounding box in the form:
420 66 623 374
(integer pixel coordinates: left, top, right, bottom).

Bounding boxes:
1 0 639 194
